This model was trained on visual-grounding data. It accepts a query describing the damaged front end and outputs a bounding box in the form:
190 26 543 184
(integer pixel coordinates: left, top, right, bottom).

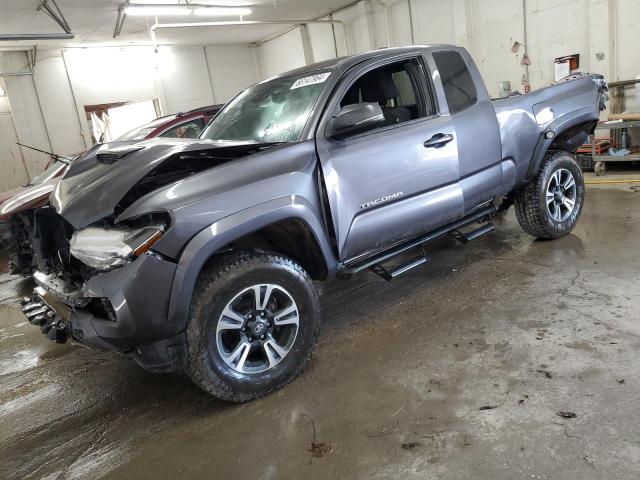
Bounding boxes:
0 214 34 275
0 179 61 275
21 287 72 343
25 202 186 371
20 138 285 371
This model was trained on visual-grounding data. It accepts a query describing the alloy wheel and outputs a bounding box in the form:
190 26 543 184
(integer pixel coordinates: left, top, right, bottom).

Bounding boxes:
545 168 577 222
215 284 300 374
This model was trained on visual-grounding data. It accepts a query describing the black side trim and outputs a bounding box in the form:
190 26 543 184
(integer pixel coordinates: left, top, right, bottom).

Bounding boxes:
129 332 186 373
340 205 496 275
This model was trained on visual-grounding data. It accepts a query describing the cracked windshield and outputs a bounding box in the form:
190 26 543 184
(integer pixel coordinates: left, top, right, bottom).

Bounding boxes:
202 72 330 143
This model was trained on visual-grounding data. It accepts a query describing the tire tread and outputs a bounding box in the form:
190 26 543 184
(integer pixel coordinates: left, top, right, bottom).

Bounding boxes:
185 251 320 402
514 151 581 239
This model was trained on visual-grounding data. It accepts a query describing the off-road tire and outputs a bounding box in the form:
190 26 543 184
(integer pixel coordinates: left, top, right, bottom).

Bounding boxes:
514 151 585 239
185 251 320 402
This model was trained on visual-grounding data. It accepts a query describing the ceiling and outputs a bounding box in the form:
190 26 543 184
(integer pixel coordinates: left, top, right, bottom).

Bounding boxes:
0 0 357 49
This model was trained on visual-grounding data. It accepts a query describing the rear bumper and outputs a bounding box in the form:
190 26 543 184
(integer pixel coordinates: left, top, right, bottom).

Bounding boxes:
24 252 186 372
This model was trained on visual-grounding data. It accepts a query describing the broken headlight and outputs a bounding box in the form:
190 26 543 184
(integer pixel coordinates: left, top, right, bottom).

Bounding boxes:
69 226 164 270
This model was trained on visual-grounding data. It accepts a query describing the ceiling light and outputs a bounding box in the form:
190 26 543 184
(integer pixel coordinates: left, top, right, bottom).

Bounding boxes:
131 0 253 4
195 0 254 4
128 0 182 3
125 5 252 16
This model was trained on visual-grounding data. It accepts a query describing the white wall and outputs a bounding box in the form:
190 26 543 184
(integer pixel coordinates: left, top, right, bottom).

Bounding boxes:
157 46 215 113
205 45 259 102
63 47 159 107
0 112 27 191
469 0 527 96
62 44 257 121
334 2 375 55
0 43 258 189
32 50 86 155
0 79 29 190
388 1 412 47
306 21 337 63
411 0 456 45
257 28 307 80
528 1 590 86
0 52 52 182
616 0 640 81
253 0 638 98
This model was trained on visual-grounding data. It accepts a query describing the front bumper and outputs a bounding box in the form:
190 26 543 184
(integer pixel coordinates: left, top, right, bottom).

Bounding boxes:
23 252 187 372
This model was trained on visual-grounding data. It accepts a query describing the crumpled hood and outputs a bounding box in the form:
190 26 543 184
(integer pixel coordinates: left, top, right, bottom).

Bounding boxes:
52 138 277 229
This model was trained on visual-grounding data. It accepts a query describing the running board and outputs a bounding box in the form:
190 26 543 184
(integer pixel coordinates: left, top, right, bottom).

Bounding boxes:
369 253 428 281
449 222 494 244
340 206 496 280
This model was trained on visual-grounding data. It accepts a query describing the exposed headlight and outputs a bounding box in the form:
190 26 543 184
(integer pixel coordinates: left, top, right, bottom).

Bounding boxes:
69 226 164 270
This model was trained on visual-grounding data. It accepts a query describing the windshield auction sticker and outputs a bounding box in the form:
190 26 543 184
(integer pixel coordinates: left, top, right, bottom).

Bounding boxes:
290 72 331 90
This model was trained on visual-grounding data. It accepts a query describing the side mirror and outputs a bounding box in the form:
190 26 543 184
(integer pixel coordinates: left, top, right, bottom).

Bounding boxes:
328 102 385 137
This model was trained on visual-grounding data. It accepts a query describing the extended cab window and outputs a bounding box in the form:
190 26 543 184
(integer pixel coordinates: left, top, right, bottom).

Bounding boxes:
339 58 433 134
433 51 477 114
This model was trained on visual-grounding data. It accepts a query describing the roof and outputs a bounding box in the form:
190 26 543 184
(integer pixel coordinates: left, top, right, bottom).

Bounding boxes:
179 104 224 116
115 104 224 141
140 115 179 129
136 104 223 130
264 45 455 82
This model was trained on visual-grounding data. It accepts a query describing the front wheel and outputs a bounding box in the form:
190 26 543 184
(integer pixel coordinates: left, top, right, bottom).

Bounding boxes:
514 151 585 239
185 252 320 402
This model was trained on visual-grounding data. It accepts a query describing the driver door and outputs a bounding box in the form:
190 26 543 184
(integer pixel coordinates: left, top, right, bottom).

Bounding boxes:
316 54 463 262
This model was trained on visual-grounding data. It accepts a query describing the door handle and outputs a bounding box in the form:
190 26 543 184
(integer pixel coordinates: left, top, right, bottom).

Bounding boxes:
423 133 454 148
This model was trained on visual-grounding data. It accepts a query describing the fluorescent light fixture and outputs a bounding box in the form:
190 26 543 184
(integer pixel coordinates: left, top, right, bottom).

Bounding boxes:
125 5 252 16
131 0 253 4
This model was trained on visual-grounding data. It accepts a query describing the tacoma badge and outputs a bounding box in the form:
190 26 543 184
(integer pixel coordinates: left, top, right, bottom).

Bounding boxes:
359 192 403 210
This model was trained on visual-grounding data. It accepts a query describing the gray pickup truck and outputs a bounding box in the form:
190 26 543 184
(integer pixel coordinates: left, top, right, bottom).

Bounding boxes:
20 45 607 401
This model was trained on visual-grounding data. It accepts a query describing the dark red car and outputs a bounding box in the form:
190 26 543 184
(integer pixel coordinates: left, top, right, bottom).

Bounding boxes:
0 104 222 273
0 160 67 217
115 104 222 141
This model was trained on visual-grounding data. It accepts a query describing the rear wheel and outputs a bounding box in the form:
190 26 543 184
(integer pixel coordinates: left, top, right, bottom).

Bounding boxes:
185 251 320 402
514 151 585 239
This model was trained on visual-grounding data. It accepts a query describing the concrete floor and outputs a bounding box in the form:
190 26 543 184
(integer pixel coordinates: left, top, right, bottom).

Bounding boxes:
1 181 640 479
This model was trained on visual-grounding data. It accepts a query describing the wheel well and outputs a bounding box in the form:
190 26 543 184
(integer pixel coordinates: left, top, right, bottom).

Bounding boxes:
216 219 328 280
550 120 598 153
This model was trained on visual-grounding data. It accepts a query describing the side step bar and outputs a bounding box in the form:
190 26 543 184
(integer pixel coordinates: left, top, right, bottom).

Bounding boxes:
449 222 495 244
340 206 496 281
369 251 428 281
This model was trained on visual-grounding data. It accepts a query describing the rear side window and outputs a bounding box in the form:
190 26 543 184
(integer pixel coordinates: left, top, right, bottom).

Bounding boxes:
433 51 477 114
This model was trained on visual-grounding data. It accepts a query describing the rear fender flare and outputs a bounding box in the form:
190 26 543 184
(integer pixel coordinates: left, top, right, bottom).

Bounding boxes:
525 107 598 181
167 195 337 327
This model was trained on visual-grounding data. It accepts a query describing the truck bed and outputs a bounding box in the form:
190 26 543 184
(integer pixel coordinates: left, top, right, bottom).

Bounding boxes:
492 74 608 192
